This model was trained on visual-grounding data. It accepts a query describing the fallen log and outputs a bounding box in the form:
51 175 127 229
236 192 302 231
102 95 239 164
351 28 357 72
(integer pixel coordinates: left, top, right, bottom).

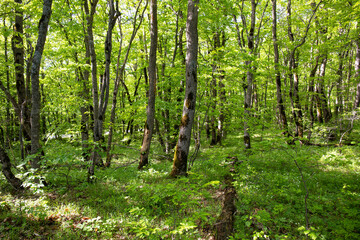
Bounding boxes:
214 157 240 239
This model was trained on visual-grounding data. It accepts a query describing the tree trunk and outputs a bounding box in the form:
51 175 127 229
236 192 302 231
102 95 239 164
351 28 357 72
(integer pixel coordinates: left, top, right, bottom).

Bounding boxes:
336 51 346 116
105 0 146 167
307 55 319 141
98 1 119 146
139 0 158 170
316 56 331 123
84 0 102 181
210 61 218 145
0 146 23 190
287 0 304 138
30 0 53 169
217 68 226 144
170 0 199 178
12 0 31 154
3 19 11 147
272 0 289 135
354 39 360 108
243 0 257 150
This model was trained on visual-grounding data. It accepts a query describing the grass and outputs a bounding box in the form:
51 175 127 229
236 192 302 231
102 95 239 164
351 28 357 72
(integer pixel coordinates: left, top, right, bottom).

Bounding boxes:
1 126 360 239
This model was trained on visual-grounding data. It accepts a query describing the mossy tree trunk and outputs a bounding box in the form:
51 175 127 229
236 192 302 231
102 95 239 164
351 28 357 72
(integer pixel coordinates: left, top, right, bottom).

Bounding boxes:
170 0 199 178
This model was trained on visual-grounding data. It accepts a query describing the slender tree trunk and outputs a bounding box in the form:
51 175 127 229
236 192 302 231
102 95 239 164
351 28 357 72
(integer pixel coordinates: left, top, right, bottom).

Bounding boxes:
84 0 102 181
170 0 199 177
307 55 319 141
105 0 146 167
287 0 304 138
12 0 31 154
272 0 289 135
4 19 11 147
30 0 53 169
210 61 218 145
316 56 331 123
217 69 226 144
354 39 360 108
243 0 257 150
139 0 157 169
336 51 346 116
98 0 119 145
0 146 23 190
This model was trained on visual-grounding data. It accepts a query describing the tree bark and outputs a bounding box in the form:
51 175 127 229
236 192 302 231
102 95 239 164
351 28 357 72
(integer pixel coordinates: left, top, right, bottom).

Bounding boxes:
243 0 257 150
287 0 304 138
0 146 23 190
138 0 158 170
84 0 102 181
354 38 360 108
272 0 289 135
12 0 31 153
105 0 146 167
3 19 11 147
30 0 53 169
170 0 199 177
98 0 120 145
336 51 346 116
316 56 331 123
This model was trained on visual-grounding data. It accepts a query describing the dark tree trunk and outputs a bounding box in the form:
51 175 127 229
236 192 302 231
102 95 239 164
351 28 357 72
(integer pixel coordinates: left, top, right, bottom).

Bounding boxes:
12 0 31 154
243 0 257 150
99 0 120 145
287 0 304 138
30 0 53 169
307 55 319 141
0 146 23 190
3 19 11 147
210 61 218 146
316 56 331 123
139 0 158 170
84 0 102 181
272 0 289 135
336 51 346 116
170 0 199 178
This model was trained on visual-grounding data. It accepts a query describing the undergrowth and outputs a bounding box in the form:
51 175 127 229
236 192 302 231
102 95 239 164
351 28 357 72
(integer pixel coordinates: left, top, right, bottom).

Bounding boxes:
1 127 360 239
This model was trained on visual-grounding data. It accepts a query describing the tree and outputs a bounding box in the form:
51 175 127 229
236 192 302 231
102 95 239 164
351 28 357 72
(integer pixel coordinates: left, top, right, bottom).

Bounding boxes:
0 146 22 190
233 0 269 150
105 0 147 167
271 0 289 137
138 0 158 170
30 0 53 168
355 37 360 108
84 0 101 181
170 0 199 178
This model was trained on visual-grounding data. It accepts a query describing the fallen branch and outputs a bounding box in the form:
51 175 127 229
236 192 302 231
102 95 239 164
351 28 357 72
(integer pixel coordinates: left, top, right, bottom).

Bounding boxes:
214 157 239 239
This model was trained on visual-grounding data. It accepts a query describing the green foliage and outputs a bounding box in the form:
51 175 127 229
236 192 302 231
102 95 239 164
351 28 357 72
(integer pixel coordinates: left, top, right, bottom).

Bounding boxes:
232 135 360 239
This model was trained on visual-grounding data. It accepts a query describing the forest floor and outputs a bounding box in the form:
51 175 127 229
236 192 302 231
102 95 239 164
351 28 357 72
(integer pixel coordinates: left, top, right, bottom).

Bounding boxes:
1 126 360 239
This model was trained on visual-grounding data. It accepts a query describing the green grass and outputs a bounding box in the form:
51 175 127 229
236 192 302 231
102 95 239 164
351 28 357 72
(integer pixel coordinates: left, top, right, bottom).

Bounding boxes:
1 128 360 239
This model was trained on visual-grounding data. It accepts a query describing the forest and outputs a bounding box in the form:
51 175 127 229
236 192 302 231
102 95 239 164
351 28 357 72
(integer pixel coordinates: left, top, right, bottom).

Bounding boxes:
0 0 360 239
